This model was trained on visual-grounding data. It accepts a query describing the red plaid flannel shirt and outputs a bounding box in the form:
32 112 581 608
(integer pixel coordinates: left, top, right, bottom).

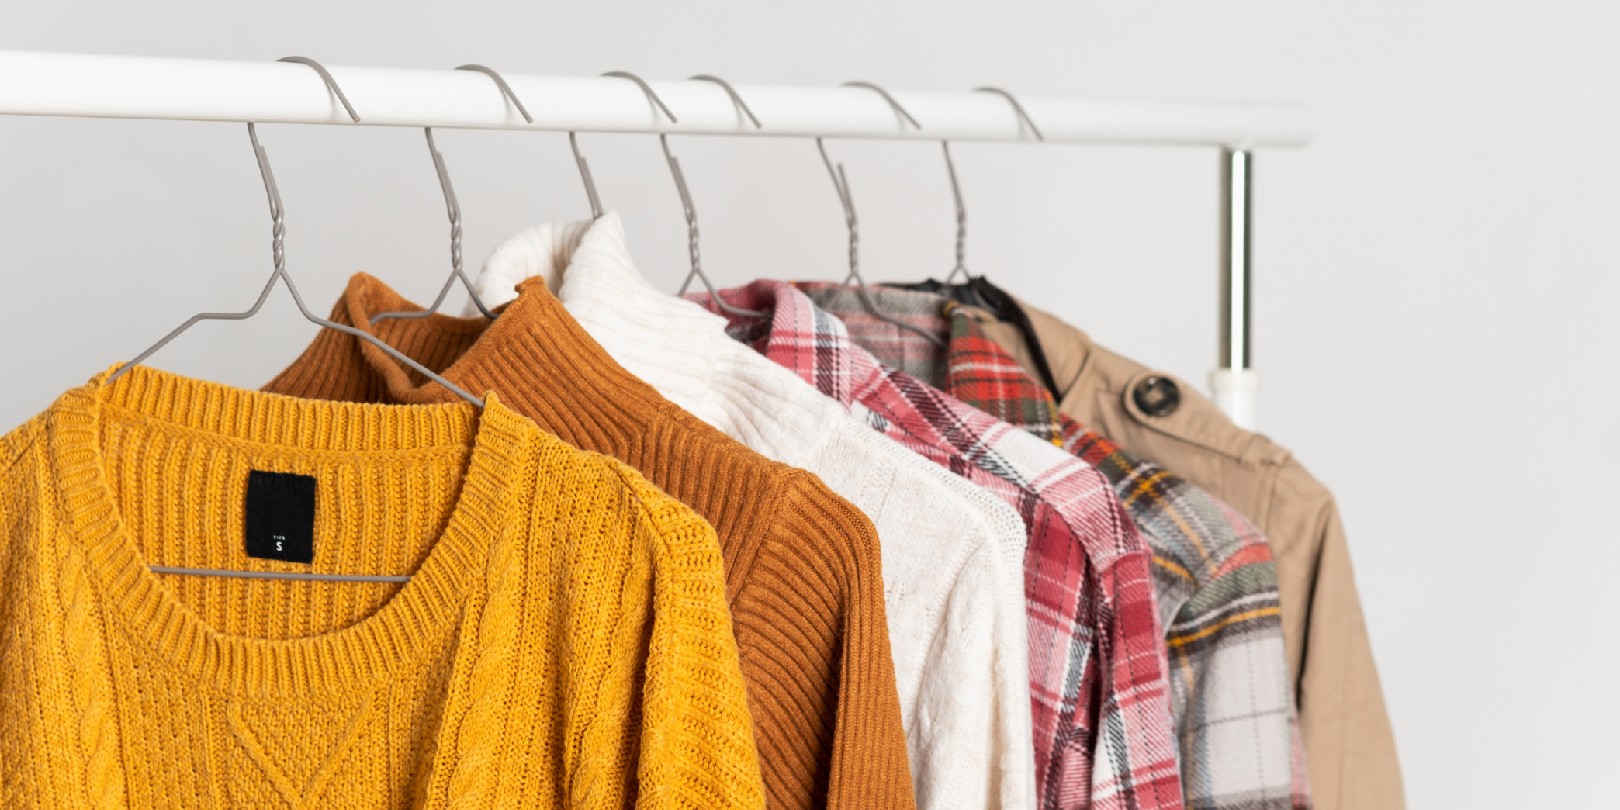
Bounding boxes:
792 282 1312 809
699 281 1183 810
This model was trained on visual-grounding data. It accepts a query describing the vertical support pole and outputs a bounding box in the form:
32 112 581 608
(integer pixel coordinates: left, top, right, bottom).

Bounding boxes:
1212 147 1260 429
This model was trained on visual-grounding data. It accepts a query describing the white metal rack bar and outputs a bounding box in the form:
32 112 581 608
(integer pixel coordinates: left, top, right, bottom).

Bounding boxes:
0 49 1311 426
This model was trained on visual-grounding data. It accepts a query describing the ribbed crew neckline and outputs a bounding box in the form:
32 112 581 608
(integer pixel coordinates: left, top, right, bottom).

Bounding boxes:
47 365 533 698
329 270 678 454
268 269 794 597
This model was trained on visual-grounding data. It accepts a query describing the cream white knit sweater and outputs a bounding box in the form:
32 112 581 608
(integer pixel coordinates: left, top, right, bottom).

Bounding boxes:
473 214 1036 810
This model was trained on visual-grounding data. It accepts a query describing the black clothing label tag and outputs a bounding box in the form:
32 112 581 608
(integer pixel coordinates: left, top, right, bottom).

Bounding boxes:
244 470 316 564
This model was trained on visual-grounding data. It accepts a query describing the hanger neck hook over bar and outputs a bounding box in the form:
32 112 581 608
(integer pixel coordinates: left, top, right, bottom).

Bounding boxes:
456 63 533 124
457 64 600 220
690 74 764 130
601 71 679 124
973 86 1045 141
841 81 922 130
276 56 361 123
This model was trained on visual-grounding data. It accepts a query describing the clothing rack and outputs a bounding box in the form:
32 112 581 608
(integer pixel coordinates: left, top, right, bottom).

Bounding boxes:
0 49 1315 427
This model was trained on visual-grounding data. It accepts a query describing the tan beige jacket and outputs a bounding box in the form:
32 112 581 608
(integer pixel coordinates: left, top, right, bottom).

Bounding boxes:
959 294 1403 810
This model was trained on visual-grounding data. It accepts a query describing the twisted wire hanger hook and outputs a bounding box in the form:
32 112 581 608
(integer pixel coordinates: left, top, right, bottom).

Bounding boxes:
843 80 971 286
674 74 764 302
942 141 969 283
814 133 946 348
374 64 534 323
815 137 858 275
828 80 920 286
603 71 766 318
569 132 604 219
371 125 499 321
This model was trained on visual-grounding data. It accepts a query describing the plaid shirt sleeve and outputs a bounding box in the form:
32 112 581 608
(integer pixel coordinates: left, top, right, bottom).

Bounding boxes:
701 281 1185 810
786 283 1312 810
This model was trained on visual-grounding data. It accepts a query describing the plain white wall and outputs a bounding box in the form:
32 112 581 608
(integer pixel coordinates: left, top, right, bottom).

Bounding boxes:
3 3 1616 806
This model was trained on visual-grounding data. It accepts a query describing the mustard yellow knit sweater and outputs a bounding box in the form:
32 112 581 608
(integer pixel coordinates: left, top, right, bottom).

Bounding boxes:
0 367 765 809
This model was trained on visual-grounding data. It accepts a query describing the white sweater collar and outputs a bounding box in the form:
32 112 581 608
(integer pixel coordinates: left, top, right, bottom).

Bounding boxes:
473 213 839 465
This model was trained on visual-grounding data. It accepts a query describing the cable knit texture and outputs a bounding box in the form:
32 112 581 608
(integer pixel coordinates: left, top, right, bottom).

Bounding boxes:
472 214 1037 810
261 268 914 810
0 367 764 809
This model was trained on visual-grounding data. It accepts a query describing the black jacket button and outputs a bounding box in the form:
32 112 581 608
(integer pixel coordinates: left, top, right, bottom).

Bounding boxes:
1132 375 1181 418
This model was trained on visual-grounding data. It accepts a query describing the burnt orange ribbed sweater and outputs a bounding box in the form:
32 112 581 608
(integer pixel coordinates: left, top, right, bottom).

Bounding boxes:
263 273 914 810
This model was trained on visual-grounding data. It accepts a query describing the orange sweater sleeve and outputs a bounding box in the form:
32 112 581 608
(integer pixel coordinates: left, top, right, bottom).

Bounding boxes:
730 469 914 810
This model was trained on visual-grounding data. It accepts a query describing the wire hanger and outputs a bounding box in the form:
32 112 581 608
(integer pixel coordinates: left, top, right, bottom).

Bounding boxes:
675 74 763 310
128 57 503 585
107 57 484 411
818 82 946 347
943 86 1045 285
602 71 767 318
370 65 512 323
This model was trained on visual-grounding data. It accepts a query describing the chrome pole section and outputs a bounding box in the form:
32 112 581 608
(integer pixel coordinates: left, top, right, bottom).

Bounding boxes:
1213 147 1260 428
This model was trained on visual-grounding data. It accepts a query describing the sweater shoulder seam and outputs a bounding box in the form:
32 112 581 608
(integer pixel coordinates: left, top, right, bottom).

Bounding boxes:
771 465 880 573
592 452 714 558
